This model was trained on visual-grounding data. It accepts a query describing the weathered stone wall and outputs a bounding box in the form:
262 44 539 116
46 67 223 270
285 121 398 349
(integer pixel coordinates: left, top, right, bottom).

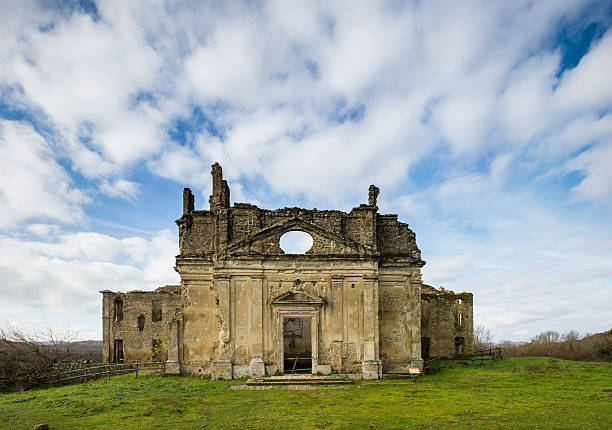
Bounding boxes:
420 285 474 358
177 211 215 256
378 263 423 372
102 162 474 379
174 257 382 377
101 286 181 363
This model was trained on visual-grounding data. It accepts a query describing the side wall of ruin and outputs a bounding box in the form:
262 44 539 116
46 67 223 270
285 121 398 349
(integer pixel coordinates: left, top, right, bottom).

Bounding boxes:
420 288 474 358
101 286 181 363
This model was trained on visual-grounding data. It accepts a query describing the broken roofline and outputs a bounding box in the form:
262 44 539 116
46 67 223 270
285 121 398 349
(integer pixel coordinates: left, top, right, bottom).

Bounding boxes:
175 162 424 263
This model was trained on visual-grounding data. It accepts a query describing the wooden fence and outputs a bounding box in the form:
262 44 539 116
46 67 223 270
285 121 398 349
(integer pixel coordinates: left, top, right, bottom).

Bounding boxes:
0 362 165 392
424 346 503 374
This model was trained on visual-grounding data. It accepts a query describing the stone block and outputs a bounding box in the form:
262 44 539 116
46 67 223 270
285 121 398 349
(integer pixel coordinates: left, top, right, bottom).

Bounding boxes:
316 364 332 375
249 357 265 378
165 360 180 375
362 360 381 379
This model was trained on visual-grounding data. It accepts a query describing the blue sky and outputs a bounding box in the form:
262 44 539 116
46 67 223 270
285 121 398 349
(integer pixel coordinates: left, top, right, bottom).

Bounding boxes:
1 0 611 341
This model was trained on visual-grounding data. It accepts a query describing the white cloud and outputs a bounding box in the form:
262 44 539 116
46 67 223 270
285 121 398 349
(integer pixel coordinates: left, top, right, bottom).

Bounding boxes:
0 120 85 229
26 223 60 239
1 1 611 341
0 229 179 338
566 140 612 200
3 6 166 177
556 30 612 112
99 178 141 201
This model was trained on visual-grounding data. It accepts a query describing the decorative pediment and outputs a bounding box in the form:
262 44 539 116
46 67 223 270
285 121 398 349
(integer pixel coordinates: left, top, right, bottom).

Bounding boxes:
223 217 376 257
271 290 325 306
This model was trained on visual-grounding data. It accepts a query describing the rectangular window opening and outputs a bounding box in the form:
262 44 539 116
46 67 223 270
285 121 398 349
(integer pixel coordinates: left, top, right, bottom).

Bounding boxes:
152 300 162 322
114 339 124 363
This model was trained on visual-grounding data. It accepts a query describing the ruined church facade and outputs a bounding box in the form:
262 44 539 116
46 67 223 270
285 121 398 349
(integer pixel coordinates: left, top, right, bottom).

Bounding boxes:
101 164 473 379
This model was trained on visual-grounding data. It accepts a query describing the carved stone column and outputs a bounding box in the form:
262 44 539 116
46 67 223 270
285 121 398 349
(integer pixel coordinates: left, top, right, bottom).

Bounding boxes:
249 275 265 377
330 275 343 372
410 278 424 370
362 275 381 379
212 274 232 379
165 312 181 375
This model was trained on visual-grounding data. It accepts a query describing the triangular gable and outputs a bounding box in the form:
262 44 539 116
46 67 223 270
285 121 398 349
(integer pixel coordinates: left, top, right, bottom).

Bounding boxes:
223 216 376 257
271 290 325 305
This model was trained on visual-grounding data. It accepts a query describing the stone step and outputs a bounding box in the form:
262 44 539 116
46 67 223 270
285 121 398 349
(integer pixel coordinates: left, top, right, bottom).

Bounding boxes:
383 374 419 379
257 375 347 380
383 370 421 379
246 376 351 385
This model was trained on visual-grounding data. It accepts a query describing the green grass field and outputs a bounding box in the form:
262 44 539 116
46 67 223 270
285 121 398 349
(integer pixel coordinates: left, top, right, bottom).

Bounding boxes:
1 357 610 429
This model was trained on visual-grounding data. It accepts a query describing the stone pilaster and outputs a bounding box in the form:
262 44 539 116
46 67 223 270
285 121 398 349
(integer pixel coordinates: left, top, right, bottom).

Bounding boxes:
249 275 265 377
331 276 343 372
212 275 233 379
165 315 181 375
362 276 381 379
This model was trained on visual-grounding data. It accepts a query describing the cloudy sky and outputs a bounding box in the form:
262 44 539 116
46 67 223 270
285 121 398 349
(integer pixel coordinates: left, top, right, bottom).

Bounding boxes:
1 0 611 342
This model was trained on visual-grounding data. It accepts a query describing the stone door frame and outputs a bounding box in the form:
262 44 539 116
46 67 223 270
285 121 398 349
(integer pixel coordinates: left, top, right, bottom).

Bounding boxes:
277 310 319 374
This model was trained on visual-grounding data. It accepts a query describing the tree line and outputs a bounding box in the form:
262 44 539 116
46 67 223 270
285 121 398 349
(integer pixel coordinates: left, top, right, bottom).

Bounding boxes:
474 324 612 362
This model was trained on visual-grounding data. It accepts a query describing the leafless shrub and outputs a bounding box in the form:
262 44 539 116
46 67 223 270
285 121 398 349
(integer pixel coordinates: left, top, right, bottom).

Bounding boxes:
0 323 79 390
473 323 494 351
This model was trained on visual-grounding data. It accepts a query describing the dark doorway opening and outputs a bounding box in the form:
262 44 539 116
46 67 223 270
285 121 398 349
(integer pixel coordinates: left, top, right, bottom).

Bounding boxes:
283 317 312 374
421 337 430 360
455 336 465 354
114 339 124 363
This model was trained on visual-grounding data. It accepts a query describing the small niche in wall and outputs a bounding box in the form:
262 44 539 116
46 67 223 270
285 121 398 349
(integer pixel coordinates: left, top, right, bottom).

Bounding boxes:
137 315 145 331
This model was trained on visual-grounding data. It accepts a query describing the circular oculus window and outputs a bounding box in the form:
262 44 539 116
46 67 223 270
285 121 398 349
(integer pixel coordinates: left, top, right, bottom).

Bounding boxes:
279 231 313 254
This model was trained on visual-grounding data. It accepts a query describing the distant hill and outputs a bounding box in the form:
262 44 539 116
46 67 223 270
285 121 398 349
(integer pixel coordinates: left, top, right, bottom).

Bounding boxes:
69 340 103 362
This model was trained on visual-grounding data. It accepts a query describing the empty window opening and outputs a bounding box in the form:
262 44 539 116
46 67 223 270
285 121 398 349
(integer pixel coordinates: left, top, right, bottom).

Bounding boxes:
137 315 145 331
457 298 463 304
279 231 313 254
114 339 124 363
455 336 465 354
283 317 312 374
421 337 430 361
152 301 162 322
113 297 123 322
458 312 462 327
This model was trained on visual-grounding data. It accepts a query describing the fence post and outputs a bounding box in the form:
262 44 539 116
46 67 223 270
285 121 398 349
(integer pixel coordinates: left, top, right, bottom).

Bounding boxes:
135 362 139 379
84 367 88 383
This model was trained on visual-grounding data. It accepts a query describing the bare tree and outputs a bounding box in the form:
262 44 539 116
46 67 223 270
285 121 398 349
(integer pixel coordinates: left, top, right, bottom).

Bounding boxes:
473 323 494 351
0 323 79 390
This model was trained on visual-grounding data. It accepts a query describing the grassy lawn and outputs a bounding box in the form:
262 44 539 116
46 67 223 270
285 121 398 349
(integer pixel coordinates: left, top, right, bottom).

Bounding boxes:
1 357 610 429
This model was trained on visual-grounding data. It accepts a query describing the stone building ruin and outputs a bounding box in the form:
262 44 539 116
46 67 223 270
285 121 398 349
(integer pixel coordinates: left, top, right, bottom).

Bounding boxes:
101 163 473 379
